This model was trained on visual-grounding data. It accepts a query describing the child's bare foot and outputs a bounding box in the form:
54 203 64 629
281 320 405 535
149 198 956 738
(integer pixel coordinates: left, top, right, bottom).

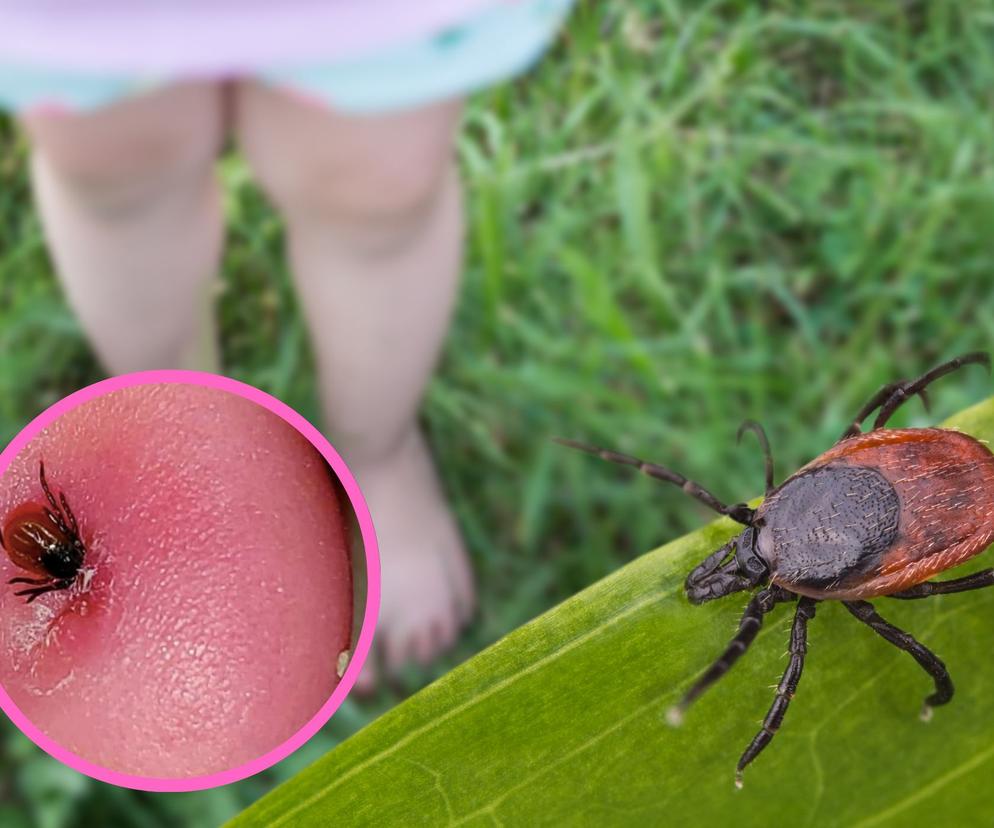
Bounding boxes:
353 428 474 691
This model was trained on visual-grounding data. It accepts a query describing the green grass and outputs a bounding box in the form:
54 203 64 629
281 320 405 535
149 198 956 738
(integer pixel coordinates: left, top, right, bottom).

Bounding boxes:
2 0 994 825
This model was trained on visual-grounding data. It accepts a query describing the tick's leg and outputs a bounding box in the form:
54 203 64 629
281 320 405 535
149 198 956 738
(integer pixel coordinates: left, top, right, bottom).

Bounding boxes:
13 579 72 604
873 351 990 430
8 576 53 585
735 596 817 788
60 492 80 536
553 438 755 525
38 459 60 514
839 380 923 440
843 600 953 717
667 585 791 725
39 461 79 537
42 505 72 538
737 420 775 494
889 569 994 600
38 461 74 536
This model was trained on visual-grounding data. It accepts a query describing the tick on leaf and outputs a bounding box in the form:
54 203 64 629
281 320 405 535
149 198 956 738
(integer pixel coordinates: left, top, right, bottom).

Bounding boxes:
1 460 86 603
557 352 994 786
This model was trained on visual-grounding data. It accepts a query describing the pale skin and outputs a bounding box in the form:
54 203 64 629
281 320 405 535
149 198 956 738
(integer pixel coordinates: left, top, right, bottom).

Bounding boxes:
21 80 475 688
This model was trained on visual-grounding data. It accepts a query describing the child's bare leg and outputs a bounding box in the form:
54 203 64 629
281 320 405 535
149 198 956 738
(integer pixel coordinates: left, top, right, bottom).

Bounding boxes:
236 82 473 681
22 82 225 373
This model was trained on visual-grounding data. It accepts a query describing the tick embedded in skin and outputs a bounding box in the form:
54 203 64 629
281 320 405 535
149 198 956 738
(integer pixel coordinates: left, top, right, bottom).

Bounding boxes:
557 352 994 786
1 461 86 604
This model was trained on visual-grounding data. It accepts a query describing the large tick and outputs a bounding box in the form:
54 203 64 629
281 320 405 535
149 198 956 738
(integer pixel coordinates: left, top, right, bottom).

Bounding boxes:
558 352 994 785
1 460 86 603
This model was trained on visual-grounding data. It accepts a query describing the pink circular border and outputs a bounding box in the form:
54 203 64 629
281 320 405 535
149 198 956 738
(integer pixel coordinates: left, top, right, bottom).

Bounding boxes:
0 370 381 792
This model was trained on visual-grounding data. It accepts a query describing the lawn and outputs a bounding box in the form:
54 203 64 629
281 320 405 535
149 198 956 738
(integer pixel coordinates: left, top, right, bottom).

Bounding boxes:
1 1 994 825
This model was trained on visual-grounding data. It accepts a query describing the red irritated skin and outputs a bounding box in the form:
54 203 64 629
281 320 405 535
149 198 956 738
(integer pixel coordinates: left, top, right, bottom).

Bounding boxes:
0 384 354 779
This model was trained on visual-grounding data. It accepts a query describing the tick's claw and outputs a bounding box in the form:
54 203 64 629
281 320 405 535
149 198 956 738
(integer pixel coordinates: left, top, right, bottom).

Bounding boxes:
920 704 934 722
734 772 744 790
665 705 685 728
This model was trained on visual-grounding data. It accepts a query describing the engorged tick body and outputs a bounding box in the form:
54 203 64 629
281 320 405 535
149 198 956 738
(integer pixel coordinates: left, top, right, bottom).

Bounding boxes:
557 352 994 786
1 461 86 603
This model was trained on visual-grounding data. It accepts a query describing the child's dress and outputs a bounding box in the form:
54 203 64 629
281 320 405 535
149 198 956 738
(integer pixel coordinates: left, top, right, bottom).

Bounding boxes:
0 0 574 113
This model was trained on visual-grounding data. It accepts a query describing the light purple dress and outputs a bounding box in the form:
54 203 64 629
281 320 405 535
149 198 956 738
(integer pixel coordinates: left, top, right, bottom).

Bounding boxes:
0 0 574 114
0 0 499 73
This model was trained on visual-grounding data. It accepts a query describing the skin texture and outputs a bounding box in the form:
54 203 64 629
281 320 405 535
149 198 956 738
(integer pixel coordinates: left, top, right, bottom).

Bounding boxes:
0 384 353 778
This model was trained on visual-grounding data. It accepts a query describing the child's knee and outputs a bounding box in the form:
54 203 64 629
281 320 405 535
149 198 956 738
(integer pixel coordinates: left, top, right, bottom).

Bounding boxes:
245 125 454 227
237 83 460 237
23 82 224 214
298 155 456 253
324 151 452 229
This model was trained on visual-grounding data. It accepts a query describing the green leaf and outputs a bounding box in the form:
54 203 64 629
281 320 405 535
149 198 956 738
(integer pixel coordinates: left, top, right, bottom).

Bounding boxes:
231 398 994 827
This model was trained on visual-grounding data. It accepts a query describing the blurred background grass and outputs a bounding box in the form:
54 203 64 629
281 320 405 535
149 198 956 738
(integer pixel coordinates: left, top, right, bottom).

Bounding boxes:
2 0 994 825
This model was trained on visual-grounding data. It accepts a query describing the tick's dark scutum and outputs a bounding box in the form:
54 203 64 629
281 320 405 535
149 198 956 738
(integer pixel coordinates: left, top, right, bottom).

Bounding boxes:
757 465 901 589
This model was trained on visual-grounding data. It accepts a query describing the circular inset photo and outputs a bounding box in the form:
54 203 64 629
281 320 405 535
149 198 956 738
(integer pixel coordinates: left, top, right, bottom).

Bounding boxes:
0 371 378 791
